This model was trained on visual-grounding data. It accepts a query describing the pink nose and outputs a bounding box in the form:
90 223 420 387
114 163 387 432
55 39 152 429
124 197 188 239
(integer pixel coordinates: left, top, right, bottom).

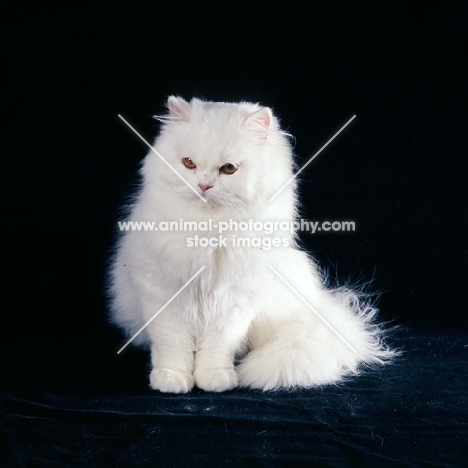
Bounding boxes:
198 183 213 192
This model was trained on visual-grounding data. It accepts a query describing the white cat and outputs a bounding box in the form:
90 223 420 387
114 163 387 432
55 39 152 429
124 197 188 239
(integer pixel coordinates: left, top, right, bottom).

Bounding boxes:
108 96 395 393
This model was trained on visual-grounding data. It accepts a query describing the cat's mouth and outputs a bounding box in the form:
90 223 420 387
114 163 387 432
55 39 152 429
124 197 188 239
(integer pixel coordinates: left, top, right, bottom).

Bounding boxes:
185 185 246 211
200 195 247 214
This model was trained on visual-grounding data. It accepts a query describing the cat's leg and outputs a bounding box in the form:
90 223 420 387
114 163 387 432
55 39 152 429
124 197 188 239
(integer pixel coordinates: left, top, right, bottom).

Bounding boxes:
194 307 254 392
145 303 196 394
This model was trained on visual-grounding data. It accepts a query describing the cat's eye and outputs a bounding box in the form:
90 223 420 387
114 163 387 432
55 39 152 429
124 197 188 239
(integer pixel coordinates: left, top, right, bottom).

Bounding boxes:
182 158 196 169
219 163 238 175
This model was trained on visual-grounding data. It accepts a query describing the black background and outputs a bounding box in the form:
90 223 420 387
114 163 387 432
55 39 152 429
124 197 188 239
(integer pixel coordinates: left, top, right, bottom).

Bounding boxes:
2 2 468 466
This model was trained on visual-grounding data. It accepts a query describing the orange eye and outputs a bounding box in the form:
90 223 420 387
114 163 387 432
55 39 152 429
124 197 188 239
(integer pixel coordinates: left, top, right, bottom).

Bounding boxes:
182 158 196 169
219 163 237 175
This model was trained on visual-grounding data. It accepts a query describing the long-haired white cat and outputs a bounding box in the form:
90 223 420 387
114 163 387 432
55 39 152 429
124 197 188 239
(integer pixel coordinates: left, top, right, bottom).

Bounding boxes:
109 96 395 393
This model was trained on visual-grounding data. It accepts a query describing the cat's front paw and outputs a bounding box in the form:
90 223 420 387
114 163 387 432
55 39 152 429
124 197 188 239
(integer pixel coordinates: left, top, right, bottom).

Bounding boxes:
150 368 194 393
194 367 238 392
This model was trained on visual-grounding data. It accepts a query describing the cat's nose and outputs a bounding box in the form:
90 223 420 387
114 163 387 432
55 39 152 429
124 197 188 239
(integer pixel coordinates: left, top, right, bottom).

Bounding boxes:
198 183 213 192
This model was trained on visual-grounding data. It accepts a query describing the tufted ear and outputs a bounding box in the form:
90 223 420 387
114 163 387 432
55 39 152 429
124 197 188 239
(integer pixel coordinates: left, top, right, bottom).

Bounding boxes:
167 96 191 122
242 107 272 140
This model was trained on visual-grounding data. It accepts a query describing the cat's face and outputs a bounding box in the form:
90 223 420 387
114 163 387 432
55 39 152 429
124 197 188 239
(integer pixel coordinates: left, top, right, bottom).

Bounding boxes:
150 96 282 210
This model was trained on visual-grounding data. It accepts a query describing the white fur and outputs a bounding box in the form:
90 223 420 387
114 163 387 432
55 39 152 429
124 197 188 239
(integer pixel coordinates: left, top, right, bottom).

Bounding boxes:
108 96 396 393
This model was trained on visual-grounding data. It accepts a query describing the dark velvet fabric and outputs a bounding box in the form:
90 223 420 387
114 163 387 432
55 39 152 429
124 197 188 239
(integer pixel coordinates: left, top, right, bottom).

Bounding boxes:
2 3 467 467
2 332 467 467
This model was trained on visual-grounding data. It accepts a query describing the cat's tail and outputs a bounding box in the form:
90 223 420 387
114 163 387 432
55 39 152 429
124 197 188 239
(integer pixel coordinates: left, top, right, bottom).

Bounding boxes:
236 286 398 391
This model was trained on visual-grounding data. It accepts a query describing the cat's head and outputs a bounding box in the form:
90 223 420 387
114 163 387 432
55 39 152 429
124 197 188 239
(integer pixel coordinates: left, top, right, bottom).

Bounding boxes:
144 96 294 212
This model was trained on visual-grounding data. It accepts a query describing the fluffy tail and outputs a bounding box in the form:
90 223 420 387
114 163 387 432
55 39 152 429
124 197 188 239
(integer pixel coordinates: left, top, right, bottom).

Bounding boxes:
237 287 397 391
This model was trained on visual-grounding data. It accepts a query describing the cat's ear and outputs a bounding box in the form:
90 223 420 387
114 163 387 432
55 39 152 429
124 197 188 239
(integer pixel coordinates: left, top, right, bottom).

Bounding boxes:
166 96 191 122
242 107 273 140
